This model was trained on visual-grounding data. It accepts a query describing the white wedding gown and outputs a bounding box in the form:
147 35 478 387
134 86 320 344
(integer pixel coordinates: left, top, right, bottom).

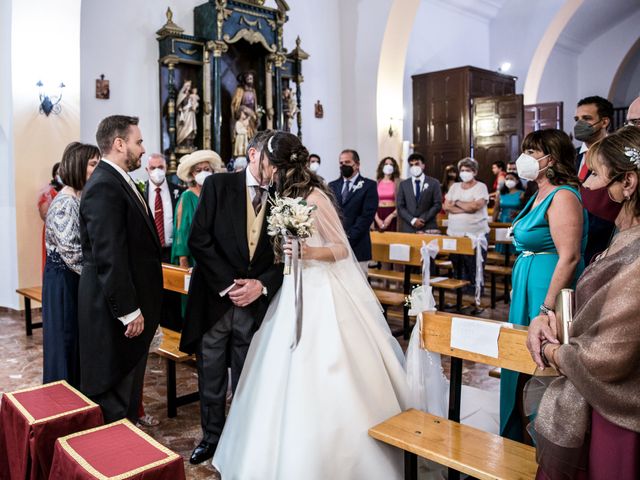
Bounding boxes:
212 190 409 480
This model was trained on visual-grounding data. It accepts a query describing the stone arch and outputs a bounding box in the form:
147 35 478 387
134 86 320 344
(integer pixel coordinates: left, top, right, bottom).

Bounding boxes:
522 0 583 104
375 0 420 163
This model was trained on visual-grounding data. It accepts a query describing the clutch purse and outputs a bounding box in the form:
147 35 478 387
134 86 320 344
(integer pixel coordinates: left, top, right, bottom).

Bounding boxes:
554 289 574 344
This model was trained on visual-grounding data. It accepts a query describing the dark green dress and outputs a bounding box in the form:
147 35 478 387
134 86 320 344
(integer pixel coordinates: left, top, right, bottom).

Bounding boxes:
500 185 587 441
170 189 199 267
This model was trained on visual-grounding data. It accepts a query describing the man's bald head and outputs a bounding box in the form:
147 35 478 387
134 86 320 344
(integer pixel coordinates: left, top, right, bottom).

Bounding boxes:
627 97 640 128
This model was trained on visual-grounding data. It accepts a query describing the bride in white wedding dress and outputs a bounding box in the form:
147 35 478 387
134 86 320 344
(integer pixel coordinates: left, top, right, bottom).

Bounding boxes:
212 132 409 480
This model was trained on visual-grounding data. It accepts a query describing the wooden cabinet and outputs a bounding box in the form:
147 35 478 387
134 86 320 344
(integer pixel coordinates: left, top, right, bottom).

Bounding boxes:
412 66 520 185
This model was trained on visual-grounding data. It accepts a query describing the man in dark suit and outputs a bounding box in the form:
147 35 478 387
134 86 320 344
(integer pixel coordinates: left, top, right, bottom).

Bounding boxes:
180 130 283 464
397 152 442 233
143 153 184 331
329 149 378 273
78 115 163 423
573 95 615 264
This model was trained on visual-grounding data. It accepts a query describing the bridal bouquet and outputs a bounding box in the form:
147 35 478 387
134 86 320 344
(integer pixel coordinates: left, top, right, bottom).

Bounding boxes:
267 193 316 275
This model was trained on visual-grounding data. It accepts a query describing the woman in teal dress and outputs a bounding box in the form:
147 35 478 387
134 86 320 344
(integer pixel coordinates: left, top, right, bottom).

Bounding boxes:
500 129 588 442
171 150 225 314
493 172 524 255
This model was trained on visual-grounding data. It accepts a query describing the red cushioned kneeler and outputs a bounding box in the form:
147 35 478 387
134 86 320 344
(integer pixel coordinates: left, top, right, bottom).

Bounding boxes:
0 380 104 480
49 419 186 479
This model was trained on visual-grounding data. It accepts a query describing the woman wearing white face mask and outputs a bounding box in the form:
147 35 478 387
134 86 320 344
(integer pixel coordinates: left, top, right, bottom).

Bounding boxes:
172 150 224 269
443 157 490 308
500 129 588 444
374 156 400 231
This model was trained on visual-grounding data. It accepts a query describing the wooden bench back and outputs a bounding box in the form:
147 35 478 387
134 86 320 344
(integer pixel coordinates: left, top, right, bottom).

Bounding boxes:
488 222 512 245
421 312 556 376
162 263 190 294
370 231 474 266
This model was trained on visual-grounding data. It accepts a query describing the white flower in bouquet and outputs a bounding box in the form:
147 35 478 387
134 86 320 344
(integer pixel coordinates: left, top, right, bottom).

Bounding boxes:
267 194 316 239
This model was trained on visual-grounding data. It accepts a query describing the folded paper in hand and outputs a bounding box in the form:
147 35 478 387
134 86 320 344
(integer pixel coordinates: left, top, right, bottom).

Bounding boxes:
450 317 504 358
389 243 411 262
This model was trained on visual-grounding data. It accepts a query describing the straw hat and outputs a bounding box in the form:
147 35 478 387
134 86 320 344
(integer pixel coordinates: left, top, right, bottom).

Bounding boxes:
176 150 224 182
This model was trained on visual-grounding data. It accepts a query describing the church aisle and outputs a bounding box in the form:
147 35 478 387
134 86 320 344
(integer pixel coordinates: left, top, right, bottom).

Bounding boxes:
0 299 507 479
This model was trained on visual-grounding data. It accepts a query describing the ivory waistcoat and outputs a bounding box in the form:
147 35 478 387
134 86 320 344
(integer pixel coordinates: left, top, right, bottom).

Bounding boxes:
246 187 267 260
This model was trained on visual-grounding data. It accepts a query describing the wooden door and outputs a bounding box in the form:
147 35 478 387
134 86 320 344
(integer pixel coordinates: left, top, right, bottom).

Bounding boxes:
471 94 524 186
524 102 563 135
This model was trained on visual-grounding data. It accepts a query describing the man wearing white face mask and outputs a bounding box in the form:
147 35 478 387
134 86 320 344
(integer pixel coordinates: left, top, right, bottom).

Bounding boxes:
396 152 442 233
144 154 184 333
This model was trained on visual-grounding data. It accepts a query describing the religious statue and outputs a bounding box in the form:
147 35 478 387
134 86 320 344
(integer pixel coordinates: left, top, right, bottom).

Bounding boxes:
231 71 258 152
282 86 298 133
233 109 250 157
176 80 200 148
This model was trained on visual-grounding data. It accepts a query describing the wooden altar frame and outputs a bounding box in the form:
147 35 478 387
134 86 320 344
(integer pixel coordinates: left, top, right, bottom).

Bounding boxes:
157 1 308 172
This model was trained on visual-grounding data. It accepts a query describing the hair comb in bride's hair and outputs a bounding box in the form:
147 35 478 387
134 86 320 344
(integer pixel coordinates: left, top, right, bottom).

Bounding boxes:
267 135 275 154
290 153 297 161
624 147 640 169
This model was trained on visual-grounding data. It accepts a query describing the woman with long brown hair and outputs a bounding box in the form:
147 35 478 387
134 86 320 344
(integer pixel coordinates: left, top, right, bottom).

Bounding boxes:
500 128 588 442
213 131 408 480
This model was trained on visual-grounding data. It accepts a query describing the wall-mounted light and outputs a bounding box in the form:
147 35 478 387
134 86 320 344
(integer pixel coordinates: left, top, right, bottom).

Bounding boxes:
498 62 512 73
37 80 65 116
388 114 404 137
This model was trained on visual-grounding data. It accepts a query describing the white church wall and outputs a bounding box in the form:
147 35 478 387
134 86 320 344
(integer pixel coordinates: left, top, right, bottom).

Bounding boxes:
536 44 580 137
489 0 566 95
0 0 19 308
402 0 491 151
80 0 347 180
8 0 81 307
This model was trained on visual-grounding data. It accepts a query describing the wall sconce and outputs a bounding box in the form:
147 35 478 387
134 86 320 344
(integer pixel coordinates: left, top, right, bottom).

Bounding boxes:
37 80 65 116
388 116 403 137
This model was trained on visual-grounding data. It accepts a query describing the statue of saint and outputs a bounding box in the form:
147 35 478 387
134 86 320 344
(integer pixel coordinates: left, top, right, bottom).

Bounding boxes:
233 109 250 157
282 86 298 133
176 80 199 147
231 71 258 150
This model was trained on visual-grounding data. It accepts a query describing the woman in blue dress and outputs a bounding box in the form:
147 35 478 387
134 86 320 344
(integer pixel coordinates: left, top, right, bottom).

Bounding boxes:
500 129 588 442
43 142 100 386
492 172 525 255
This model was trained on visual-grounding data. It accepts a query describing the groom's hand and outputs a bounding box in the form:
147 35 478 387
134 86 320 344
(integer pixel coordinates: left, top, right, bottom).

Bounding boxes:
229 279 264 307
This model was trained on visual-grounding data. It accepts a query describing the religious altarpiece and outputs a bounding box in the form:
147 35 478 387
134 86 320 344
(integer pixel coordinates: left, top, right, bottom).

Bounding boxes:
156 0 309 173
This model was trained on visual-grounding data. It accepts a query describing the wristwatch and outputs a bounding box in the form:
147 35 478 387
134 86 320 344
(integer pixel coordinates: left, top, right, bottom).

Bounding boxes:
539 303 554 315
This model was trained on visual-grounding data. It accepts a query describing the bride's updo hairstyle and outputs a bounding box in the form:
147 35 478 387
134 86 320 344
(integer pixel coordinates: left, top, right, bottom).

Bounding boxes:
262 131 334 202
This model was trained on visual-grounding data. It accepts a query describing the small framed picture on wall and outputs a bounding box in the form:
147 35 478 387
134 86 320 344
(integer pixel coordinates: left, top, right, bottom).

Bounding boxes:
96 74 110 100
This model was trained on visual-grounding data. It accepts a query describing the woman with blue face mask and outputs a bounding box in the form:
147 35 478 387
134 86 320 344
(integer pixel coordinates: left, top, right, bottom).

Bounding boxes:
500 129 588 443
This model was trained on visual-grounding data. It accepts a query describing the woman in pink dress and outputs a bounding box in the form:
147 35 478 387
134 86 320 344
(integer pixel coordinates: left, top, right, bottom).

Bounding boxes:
374 157 400 232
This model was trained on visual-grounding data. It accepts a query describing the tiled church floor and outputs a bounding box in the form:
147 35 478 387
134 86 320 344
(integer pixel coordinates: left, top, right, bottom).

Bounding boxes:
0 296 509 479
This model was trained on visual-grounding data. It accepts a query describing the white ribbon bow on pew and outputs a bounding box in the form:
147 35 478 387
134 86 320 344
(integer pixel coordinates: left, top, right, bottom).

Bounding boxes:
406 240 447 416
407 240 439 316
466 233 488 306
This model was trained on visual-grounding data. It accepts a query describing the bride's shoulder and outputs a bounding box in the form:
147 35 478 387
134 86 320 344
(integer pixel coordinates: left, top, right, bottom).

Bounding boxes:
306 188 336 207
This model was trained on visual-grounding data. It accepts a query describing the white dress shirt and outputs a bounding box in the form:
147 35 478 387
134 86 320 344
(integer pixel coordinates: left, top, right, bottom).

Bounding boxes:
100 157 142 326
410 173 428 225
577 142 589 173
148 179 174 246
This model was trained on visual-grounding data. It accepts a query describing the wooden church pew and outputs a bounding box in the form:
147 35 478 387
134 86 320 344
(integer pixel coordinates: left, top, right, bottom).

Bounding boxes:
369 311 557 480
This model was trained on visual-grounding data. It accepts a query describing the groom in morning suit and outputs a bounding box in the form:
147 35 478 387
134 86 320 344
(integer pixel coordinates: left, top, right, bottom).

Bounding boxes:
329 149 378 273
181 130 284 464
78 115 163 423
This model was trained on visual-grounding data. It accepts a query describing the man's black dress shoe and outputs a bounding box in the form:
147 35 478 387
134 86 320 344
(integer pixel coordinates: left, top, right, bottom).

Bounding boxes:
190 440 217 465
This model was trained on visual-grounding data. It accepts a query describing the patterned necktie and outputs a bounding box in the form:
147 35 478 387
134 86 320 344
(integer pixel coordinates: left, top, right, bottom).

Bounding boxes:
252 186 264 215
414 179 421 203
341 180 351 203
154 187 165 246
